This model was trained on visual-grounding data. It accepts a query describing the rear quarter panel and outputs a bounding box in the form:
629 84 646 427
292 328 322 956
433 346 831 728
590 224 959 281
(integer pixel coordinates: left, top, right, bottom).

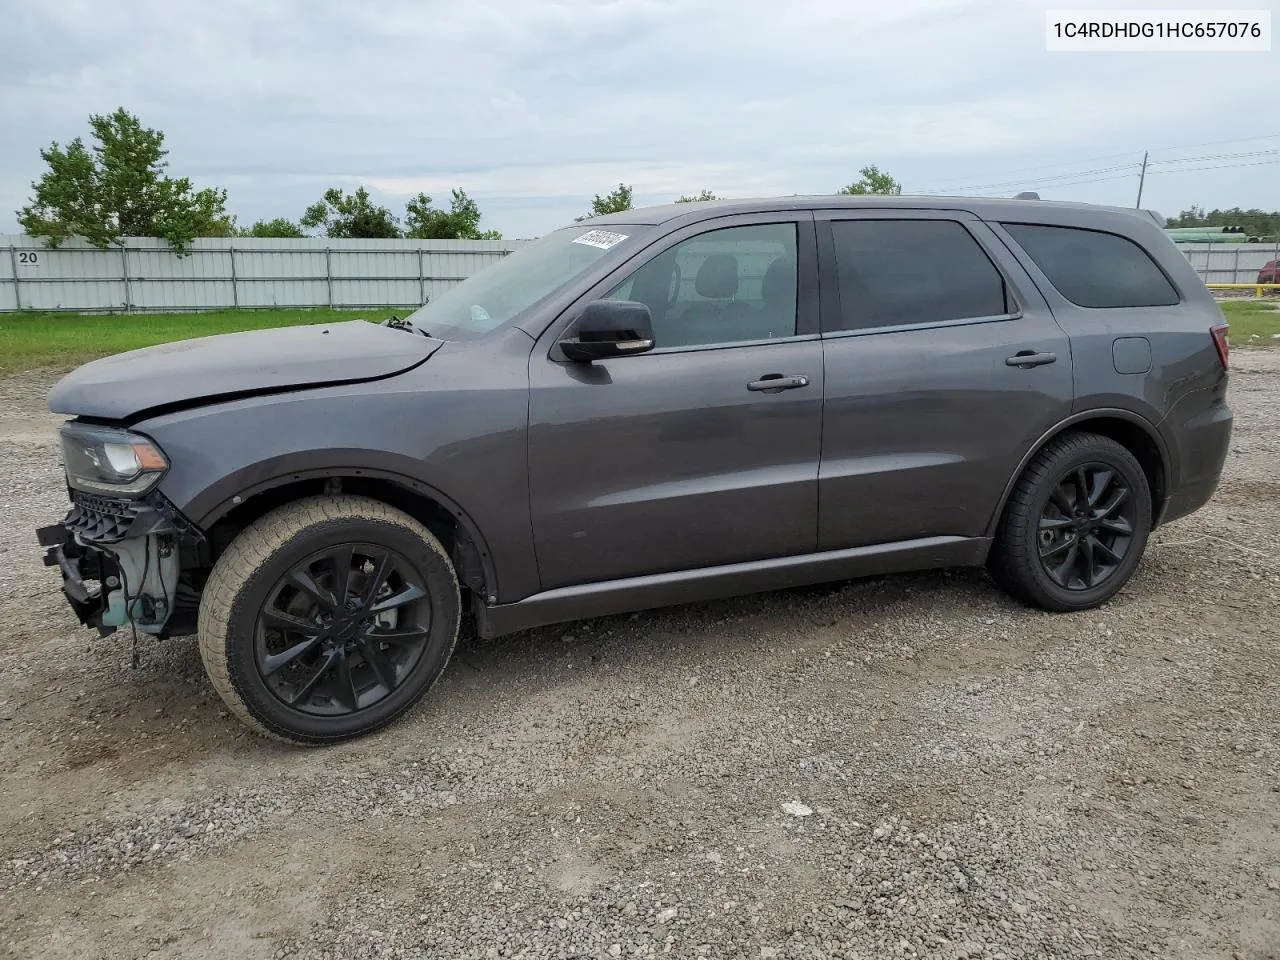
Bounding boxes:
987 210 1230 517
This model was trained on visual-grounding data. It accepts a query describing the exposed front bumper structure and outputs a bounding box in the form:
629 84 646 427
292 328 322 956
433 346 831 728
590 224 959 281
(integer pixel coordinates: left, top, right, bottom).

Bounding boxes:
35 489 202 638
37 522 118 632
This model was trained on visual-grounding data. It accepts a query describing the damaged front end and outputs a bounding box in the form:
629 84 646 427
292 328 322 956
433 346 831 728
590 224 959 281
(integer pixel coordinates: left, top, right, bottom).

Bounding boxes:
36 422 203 639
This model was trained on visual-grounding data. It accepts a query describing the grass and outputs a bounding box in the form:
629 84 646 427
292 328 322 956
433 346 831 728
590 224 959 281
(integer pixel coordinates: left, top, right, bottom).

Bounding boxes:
0 299 1275 378
0 307 408 376
1219 299 1280 345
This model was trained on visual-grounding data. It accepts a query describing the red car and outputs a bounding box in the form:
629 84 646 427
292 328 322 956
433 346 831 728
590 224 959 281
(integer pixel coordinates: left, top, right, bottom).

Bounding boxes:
1258 259 1280 284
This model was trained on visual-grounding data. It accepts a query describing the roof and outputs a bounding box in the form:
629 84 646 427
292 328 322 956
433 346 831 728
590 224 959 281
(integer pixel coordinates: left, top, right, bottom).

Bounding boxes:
581 195 1163 228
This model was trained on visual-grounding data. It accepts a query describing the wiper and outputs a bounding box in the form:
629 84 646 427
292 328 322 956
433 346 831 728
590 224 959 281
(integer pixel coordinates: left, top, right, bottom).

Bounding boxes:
384 316 431 337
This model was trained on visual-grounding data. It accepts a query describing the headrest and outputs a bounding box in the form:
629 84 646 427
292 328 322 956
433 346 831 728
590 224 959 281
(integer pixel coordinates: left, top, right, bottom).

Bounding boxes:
694 254 739 299
761 257 795 307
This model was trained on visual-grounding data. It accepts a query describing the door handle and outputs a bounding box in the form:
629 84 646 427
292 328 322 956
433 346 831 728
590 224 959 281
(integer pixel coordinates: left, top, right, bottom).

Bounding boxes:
1005 351 1057 368
747 374 809 392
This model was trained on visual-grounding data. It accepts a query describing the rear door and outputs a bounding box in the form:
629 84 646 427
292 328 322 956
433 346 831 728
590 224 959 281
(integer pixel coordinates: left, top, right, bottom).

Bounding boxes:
815 210 1074 549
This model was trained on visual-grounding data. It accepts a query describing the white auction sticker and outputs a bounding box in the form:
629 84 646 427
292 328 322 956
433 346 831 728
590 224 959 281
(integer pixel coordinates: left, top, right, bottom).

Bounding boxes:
572 230 629 250
1046 9 1271 51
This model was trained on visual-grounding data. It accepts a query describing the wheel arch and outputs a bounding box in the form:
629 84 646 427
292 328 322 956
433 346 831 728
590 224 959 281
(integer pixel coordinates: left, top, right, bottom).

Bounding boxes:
986 409 1171 539
195 467 499 602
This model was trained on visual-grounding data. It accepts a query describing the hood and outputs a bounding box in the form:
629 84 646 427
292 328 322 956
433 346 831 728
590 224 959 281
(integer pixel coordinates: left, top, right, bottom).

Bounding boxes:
48 320 442 421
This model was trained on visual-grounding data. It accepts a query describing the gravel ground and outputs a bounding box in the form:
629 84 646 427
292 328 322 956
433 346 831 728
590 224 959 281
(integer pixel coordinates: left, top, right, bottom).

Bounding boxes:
1 356 1278 960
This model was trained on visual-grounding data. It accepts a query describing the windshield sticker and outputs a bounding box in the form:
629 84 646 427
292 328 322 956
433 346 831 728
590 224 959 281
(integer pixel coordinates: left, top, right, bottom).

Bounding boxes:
572 229 629 250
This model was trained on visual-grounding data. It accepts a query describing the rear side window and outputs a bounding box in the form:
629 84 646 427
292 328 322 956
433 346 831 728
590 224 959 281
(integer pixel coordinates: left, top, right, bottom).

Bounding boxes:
1003 223 1178 308
827 220 1008 332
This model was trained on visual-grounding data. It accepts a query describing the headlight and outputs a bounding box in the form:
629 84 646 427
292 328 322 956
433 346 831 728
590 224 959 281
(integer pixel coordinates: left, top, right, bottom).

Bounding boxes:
59 423 169 496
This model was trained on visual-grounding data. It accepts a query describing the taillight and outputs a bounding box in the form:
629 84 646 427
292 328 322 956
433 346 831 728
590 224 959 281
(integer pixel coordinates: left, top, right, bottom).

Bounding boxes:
1211 324 1229 370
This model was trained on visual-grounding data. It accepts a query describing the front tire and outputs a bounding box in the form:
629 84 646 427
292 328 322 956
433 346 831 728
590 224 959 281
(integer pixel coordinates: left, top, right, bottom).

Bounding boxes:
198 496 460 745
989 432 1152 612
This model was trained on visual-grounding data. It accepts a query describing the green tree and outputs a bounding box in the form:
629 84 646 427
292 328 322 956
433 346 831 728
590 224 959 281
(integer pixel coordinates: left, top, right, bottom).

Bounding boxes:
188 186 235 238
577 183 633 221
403 189 501 240
18 107 235 251
837 165 903 196
676 189 718 203
300 187 401 238
239 217 307 238
1165 205 1280 237
1168 204 1207 225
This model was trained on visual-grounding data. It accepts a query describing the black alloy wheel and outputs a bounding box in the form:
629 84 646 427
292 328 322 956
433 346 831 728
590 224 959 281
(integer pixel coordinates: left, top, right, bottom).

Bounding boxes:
198 496 461 745
989 432 1152 612
1036 463 1137 591
255 543 432 716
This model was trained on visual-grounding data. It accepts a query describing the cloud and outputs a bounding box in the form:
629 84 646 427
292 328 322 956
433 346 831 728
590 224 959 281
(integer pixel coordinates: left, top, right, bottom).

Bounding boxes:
1 0 1274 237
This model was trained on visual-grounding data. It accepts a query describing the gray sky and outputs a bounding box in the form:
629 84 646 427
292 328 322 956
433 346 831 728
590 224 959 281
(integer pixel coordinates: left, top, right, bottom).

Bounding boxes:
2 0 1277 238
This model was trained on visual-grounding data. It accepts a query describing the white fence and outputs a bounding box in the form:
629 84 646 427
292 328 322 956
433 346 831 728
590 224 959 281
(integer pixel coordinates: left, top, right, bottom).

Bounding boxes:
1 234 1276 314
0 235 525 313
1176 241 1280 285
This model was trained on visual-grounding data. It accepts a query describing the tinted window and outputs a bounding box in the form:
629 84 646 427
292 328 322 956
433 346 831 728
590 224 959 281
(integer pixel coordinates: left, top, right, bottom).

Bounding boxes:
607 223 797 348
828 220 1008 331
1003 223 1178 308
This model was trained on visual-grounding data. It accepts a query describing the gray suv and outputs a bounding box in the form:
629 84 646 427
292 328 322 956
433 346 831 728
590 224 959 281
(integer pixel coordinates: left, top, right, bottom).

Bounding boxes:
37 196 1232 743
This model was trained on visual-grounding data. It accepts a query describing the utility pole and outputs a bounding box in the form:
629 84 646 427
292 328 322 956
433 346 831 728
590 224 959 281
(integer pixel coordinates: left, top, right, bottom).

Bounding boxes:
1135 151 1149 208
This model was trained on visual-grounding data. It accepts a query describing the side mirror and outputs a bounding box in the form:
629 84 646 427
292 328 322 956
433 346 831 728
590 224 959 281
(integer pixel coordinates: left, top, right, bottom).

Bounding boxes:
560 300 655 362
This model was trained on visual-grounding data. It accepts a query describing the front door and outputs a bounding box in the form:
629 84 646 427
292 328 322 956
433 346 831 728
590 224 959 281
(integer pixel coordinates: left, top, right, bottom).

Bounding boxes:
815 211 1075 549
528 215 823 590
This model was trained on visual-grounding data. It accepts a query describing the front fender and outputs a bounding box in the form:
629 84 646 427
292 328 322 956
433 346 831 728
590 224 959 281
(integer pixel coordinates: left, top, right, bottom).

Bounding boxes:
137 356 538 601
183 456 502 599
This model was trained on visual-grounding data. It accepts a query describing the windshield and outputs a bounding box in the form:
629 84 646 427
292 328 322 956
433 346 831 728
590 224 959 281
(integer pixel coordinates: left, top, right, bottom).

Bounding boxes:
405 225 651 340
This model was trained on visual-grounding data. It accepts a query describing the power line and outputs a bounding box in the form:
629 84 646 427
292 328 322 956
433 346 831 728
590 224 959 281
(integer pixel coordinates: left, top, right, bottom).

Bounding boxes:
1014 171 1145 191
912 133 1280 194
920 162 1140 194
1147 132 1280 154
923 150 1280 196
917 157 1280 198
915 151 1143 189
1054 157 1280 185
1148 148 1280 167
1143 157 1280 176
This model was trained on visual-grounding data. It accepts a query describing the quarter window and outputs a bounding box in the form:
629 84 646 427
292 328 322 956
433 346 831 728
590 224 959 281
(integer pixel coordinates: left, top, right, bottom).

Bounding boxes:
1002 223 1178 308
607 223 797 348
827 219 1009 332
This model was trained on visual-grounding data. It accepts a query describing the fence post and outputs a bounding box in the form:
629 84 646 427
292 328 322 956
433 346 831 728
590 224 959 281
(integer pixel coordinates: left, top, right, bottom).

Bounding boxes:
418 247 426 305
229 245 239 309
325 247 333 307
1233 246 1241 285
8 245 19 311
121 244 132 312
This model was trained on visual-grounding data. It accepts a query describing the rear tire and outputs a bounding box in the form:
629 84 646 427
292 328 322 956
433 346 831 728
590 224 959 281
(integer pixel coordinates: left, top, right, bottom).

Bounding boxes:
198 495 460 745
989 432 1151 612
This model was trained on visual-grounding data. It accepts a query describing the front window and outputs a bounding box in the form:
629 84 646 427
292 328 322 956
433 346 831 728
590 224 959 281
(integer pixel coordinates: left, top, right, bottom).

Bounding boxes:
405 225 651 340
606 222 798 349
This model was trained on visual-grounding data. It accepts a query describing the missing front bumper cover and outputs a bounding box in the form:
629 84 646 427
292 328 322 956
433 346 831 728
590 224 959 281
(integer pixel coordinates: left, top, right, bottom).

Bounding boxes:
36 490 201 638
38 523 116 632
